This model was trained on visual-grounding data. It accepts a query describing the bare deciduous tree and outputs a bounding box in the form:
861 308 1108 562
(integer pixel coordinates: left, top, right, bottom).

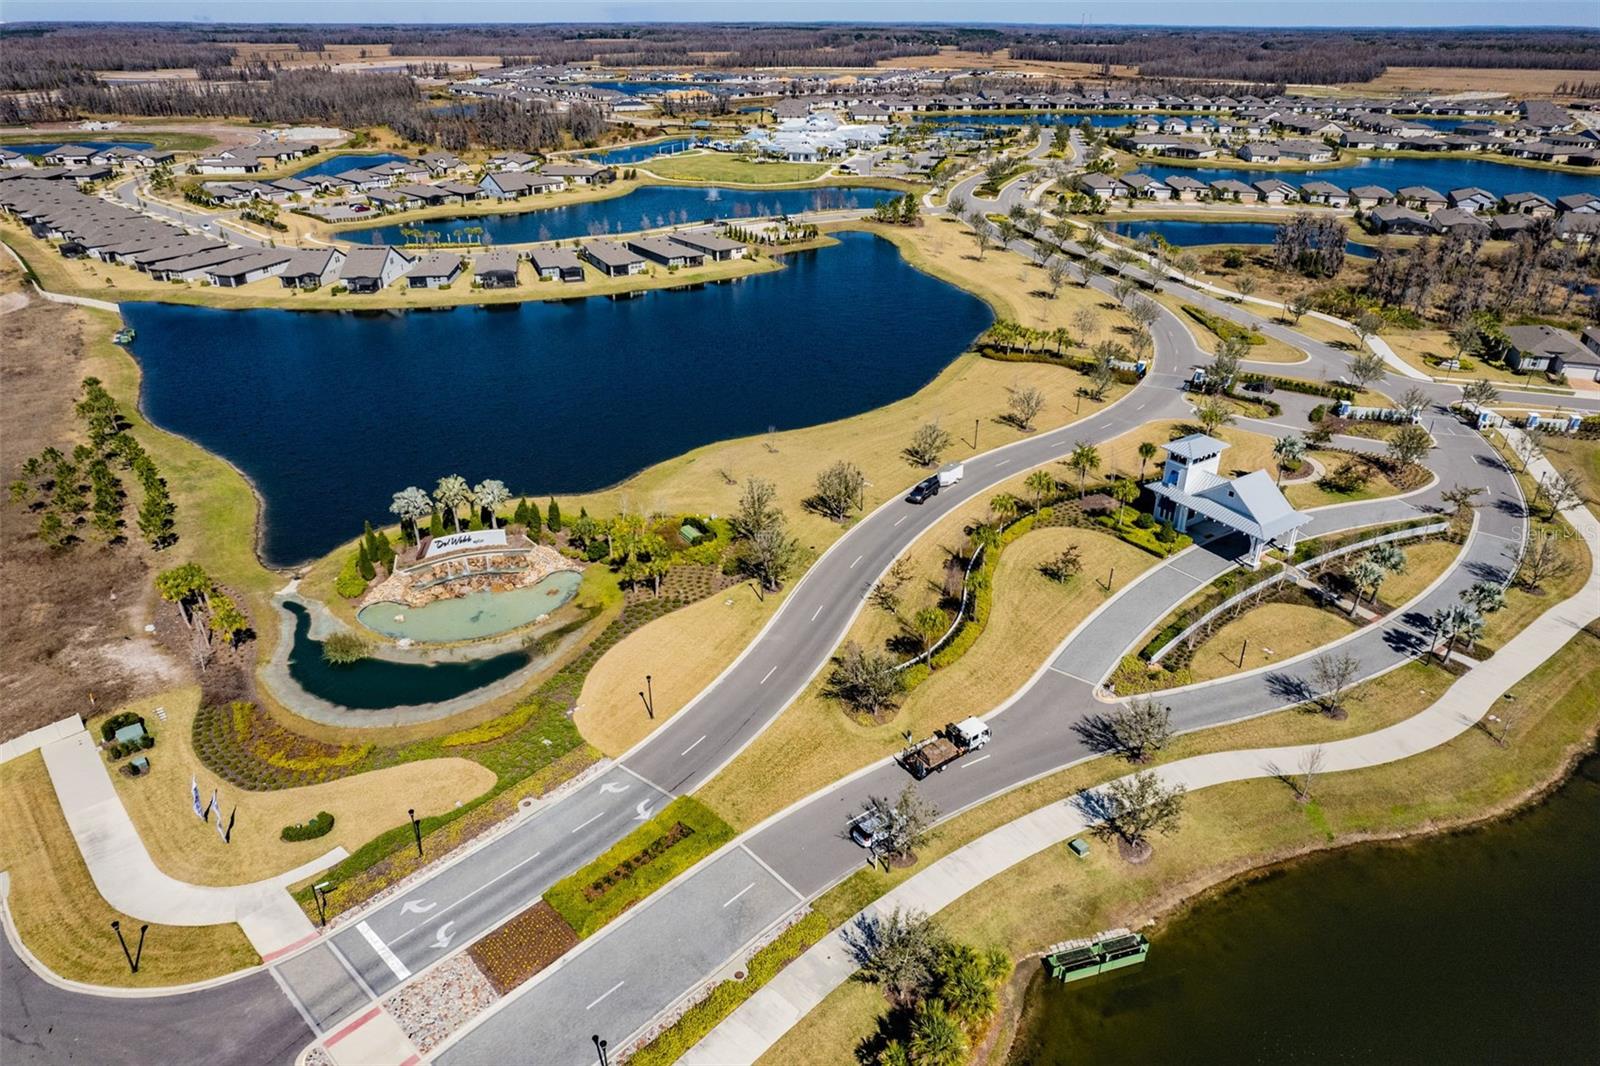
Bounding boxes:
1310 652 1361 718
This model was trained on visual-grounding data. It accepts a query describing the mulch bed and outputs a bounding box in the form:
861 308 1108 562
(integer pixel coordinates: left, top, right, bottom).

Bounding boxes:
467 900 580 995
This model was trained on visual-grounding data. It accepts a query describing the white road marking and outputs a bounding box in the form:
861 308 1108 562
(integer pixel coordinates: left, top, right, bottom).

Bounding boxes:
598 781 629 794
961 754 992 768
586 980 625 1011
850 555 863 568
722 882 757 908
996 459 1011 467
760 665 777 684
893 515 908 527
1047 666 1100 685
356 921 411 982
681 735 707 756
392 850 546 946
811 604 824 621
571 812 605 834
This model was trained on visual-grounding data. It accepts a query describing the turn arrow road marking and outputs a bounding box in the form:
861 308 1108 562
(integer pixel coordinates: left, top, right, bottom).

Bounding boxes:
399 899 436 915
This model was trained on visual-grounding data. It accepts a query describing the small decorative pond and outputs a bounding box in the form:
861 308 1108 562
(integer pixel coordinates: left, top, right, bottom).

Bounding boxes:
283 601 530 710
357 570 583 643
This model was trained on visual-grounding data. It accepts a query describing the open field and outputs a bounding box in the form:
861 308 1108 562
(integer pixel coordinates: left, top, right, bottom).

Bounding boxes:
1537 433 1600 521
878 47 1137 81
105 688 496 886
1182 601 1359 684
699 525 1155 829
766 625 1600 1064
641 152 831 185
0 751 260 986
1346 67 1596 95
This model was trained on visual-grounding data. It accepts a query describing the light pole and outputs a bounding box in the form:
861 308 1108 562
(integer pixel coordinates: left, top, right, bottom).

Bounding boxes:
408 809 423 858
111 920 147 974
592 1034 610 1066
313 881 334 927
646 674 654 717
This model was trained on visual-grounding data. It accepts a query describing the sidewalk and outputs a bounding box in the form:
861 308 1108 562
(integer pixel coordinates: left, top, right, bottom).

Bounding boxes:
687 437 1598 1065
38 728 344 958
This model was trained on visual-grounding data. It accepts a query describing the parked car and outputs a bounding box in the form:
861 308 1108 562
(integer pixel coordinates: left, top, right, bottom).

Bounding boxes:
907 475 941 504
849 806 897 849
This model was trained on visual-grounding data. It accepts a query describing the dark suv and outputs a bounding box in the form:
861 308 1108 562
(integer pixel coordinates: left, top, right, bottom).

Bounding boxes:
907 476 941 504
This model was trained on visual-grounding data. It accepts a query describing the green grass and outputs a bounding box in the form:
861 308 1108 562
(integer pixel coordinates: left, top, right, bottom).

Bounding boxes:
643 152 831 185
0 130 217 153
544 797 734 938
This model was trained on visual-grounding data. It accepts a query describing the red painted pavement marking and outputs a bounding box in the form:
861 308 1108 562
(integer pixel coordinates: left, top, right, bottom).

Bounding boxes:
400 1057 420 1066
261 929 321 963
324 1006 381 1048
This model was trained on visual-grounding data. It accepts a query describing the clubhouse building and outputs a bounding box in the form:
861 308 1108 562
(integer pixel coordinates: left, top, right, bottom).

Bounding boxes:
1145 435 1312 568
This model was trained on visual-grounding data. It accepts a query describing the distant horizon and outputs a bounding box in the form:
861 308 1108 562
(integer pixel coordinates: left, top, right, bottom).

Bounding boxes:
2 1 1596 30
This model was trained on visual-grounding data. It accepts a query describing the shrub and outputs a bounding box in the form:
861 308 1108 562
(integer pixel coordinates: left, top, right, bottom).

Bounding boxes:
100 711 142 742
139 734 155 750
1182 304 1265 345
280 811 335 842
1309 404 1327 423
321 631 372 666
334 552 367 598
1135 511 1156 529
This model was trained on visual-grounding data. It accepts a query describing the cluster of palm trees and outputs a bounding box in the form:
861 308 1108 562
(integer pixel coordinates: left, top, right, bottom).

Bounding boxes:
1431 579 1505 663
1341 540 1407 615
388 476 512 541
981 319 1075 356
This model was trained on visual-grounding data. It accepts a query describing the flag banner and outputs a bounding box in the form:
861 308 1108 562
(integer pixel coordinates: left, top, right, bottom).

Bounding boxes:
224 807 236 844
205 788 217 821
215 797 228 841
191 776 203 818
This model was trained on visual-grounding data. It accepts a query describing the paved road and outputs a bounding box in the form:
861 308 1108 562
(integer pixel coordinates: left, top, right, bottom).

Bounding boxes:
110 178 269 248
0 934 309 1066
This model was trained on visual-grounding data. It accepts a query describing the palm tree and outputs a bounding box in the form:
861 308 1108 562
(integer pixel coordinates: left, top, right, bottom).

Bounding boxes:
389 486 432 544
1067 441 1100 497
1136 441 1159 483
1345 557 1385 615
909 999 968 1066
1025 469 1054 511
433 475 471 532
1110 477 1139 529
1272 434 1307 485
989 492 1020 527
472 479 511 529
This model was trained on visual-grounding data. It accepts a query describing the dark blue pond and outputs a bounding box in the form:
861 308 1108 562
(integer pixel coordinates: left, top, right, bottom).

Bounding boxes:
924 113 1157 130
2 140 154 155
1138 156 1598 203
282 601 530 709
587 80 723 96
292 152 408 179
1106 219 1375 259
343 184 901 245
576 137 705 164
123 231 992 566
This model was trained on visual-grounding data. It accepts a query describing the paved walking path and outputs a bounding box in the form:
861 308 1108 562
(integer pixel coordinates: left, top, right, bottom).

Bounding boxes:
687 432 1599 1065
36 727 343 957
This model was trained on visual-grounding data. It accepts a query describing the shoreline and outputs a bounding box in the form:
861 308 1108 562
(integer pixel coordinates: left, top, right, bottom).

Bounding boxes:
985 722 1600 1065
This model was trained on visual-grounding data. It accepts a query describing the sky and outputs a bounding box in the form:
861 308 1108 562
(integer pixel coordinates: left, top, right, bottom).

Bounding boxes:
3 0 1597 27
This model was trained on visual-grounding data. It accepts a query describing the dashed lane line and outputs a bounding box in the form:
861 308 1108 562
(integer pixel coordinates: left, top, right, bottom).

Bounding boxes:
356 921 411 983
722 882 757 908
586 980 625 1011
760 665 777 684
681 735 707 757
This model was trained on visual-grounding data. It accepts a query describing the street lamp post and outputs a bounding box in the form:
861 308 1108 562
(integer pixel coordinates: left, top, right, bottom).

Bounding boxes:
110 920 147 974
408 809 423 858
313 881 334 927
645 674 654 717
592 1034 610 1066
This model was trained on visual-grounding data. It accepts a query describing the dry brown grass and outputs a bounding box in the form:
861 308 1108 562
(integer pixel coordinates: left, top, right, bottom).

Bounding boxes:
1348 67 1593 96
105 688 497 886
879 48 1137 81
0 751 260 986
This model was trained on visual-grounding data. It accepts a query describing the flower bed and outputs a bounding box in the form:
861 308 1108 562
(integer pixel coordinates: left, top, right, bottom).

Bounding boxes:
466 901 579 995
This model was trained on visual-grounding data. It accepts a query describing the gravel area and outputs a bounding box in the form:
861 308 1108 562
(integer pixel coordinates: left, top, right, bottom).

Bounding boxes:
384 954 499 1054
301 1046 333 1066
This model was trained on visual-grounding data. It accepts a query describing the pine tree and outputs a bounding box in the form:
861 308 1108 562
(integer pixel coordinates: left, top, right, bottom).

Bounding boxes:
527 501 542 542
356 541 375 581
514 498 530 526
547 498 563 532
429 510 444 538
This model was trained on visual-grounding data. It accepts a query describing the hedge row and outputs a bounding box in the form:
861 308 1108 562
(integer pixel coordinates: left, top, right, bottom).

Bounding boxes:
1236 372 1357 402
281 811 335 842
1182 304 1266 345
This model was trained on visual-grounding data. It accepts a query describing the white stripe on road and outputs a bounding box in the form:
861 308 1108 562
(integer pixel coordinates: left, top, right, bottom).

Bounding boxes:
586 980 625 1011
759 665 777 684
722 882 757 908
961 754 992 768
812 604 824 621
850 555 863 568
571 812 605 834
681 735 706 756
893 515 908 526
996 459 1011 467
356 921 411 982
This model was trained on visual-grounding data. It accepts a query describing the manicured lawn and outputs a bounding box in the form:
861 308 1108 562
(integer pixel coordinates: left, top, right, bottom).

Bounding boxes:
1384 329 1554 388
698 526 1155 829
642 151 831 184
766 628 1600 1064
1181 601 1359 683
1373 537 1463 607
1537 432 1600 521
0 752 260 987
544 797 733 938
105 688 495 886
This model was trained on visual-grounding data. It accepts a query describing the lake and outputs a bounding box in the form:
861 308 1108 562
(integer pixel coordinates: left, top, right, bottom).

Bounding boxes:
1007 747 1600 1065
1138 156 1599 203
123 231 992 566
292 152 408 179
2 140 154 155
576 137 706 164
1106 219 1375 259
342 183 902 245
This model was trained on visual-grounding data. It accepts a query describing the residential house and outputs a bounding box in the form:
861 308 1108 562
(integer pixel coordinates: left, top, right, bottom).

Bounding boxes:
1164 175 1208 201
1299 180 1350 208
1078 173 1127 201
402 252 464 289
1490 214 1538 239
479 171 567 199
1396 186 1447 212
44 145 97 167
627 236 707 268
530 247 585 282
1367 204 1437 235
0 149 36 169
203 248 296 287
1503 192 1555 217
670 228 750 260
1430 208 1490 236
1144 434 1311 568
1251 178 1295 205
1121 173 1173 201
339 246 412 293
1277 139 1336 162
276 248 345 289
582 240 646 276
539 162 613 186
487 151 540 171
472 251 520 288
1504 324 1591 376
1209 179 1257 203
1447 187 1497 214
1237 141 1281 163
418 152 467 176
1557 193 1600 214
1349 185 1395 208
